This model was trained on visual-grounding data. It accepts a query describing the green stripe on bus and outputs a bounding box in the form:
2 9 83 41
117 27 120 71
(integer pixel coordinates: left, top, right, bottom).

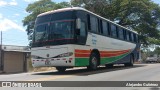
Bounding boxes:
75 58 89 66
75 52 130 66
100 53 129 64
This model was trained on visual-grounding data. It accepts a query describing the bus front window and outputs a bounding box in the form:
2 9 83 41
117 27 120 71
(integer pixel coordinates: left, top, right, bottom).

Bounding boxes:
49 21 74 40
35 24 48 42
34 21 74 43
33 11 75 47
34 21 74 45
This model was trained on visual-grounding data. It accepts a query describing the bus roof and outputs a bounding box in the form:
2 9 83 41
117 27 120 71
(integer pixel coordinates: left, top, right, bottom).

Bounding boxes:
38 7 138 34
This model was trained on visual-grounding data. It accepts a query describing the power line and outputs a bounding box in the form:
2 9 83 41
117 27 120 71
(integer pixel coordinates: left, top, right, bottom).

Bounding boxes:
0 31 2 71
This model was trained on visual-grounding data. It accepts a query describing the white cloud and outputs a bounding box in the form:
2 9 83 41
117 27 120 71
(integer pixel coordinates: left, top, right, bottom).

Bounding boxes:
23 0 70 3
0 14 25 32
9 0 17 6
0 0 17 6
14 13 20 16
63 0 70 2
0 14 3 19
0 0 7 6
13 20 18 22
24 0 39 3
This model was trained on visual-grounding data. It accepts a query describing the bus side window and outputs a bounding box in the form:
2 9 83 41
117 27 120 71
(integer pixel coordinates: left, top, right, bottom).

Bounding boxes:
133 33 137 43
123 29 126 40
102 20 109 36
116 27 119 38
99 19 103 34
80 21 86 37
129 32 132 42
108 23 111 36
126 31 130 41
90 15 98 33
131 33 134 42
118 28 124 40
87 14 91 31
111 24 117 38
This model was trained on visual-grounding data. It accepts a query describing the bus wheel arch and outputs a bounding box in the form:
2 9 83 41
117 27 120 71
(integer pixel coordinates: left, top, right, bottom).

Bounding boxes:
56 67 66 72
125 53 134 67
131 53 135 62
91 49 100 65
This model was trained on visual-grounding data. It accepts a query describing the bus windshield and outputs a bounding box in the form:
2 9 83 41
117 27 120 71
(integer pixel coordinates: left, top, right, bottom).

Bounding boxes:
35 21 74 42
32 11 75 47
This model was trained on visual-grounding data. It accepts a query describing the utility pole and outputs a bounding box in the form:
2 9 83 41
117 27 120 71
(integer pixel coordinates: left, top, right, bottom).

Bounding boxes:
0 31 2 71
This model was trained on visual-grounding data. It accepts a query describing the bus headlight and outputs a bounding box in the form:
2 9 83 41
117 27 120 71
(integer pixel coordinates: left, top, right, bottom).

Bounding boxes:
31 55 43 59
55 52 73 58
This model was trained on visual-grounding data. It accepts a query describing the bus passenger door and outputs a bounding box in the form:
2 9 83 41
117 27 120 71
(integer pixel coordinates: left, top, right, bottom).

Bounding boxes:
76 20 87 45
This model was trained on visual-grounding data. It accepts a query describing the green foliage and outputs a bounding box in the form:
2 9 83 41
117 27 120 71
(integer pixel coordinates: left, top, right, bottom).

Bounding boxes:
148 38 160 45
22 0 71 35
23 0 160 46
154 47 160 55
71 0 160 45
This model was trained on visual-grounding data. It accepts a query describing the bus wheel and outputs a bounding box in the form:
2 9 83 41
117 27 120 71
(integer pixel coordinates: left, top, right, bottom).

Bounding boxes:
125 55 134 67
87 52 98 70
56 67 66 72
105 64 113 68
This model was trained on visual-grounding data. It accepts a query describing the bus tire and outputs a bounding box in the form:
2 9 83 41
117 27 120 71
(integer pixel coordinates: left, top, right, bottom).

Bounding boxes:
105 64 113 68
87 52 98 70
56 67 66 72
125 55 134 67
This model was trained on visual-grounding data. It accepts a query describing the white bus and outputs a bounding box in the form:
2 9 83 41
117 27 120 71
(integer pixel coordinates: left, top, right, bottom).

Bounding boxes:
31 7 140 72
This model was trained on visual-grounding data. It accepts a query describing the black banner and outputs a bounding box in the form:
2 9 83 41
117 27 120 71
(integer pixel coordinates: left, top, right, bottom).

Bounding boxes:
0 81 159 87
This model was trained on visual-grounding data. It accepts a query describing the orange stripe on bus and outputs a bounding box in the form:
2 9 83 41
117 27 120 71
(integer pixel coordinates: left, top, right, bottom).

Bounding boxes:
75 53 90 57
75 49 130 54
100 51 129 57
75 49 131 58
99 49 130 54
75 49 91 53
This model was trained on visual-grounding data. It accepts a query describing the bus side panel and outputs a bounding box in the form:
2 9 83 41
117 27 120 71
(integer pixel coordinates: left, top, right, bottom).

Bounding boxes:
85 33 137 65
100 49 132 64
74 45 90 67
73 45 135 66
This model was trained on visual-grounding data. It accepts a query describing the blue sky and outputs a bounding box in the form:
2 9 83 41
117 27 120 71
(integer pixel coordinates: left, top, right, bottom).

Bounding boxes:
0 0 159 46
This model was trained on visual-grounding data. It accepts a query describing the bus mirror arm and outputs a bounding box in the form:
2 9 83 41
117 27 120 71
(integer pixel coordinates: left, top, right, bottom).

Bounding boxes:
76 29 80 35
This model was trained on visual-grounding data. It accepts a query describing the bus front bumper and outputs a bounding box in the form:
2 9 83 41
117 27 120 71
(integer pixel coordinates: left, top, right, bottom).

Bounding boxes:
31 58 74 67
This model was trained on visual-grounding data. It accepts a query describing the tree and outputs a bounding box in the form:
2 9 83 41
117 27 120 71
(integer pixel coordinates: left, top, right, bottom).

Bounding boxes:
22 0 71 36
71 0 160 45
154 47 160 56
23 0 160 46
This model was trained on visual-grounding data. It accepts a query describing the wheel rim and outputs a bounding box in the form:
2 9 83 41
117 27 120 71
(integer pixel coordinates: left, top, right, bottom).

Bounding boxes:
92 57 97 68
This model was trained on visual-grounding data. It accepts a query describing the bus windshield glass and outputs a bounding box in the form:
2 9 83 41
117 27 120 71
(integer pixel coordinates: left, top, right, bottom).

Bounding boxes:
33 11 75 47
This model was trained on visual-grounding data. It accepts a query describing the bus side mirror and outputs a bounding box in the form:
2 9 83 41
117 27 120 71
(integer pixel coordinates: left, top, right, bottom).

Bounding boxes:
28 30 34 40
76 18 81 35
76 18 81 29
